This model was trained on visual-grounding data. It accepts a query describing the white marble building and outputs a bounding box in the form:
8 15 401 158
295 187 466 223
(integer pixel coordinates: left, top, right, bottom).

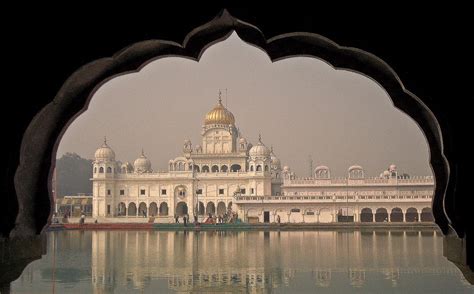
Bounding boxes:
92 93 279 221
91 93 434 223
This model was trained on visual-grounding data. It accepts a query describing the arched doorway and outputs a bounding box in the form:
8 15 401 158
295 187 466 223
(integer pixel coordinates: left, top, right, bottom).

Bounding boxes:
275 209 287 223
221 165 228 172
149 202 158 217
217 201 226 216
405 207 418 222
360 208 373 222
230 164 241 172
421 207 434 222
159 202 168 216
206 202 215 215
195 201 205 215
305 209 317 223
289 208 302 223
211 165 219 172
118 202 126 216
138 202 147 217
319 208 332 223
390 207 403 222
375 208 388 222
175 201 188 216
128 202 137 216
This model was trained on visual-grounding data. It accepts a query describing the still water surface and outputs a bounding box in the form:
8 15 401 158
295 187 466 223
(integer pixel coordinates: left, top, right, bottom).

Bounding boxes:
11 230 473 293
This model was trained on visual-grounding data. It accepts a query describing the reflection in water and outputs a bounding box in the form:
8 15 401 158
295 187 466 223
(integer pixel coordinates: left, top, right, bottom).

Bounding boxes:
11 230 474 293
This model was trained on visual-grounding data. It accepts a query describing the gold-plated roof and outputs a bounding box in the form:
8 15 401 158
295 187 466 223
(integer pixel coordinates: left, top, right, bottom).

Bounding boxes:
204 96 235 125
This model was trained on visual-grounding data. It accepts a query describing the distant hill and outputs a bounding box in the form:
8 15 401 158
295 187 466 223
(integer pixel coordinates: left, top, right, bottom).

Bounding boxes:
55 153 93 197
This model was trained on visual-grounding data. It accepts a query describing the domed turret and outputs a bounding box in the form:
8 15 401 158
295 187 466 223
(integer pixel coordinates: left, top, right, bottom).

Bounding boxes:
249 135 271 159
270 147 281 170
204 92 235 125
134 149 152 173
94 137 115 162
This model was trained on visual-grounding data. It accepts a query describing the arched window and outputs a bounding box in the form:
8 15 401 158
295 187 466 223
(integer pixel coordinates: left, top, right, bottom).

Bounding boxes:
250 166 254 171
121 166 126 173
202 165 209 173
212 165 219 172
264 165 269 171
107 167 112 173
99 167 104 173
256 165 262 171
221 165 228 172
94 167 97 173
194 165 200 172
230 164 241 172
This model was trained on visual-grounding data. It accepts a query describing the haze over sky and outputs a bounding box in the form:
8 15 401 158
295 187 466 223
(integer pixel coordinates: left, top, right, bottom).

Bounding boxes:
57 32 432 177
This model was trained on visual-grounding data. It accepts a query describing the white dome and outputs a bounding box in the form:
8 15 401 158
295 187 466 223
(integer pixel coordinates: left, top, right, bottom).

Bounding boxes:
249 136 270 158
315 165 329 171
270 148 281 169
348 165 363 171
383 170 390 176
134 150 152 173
94 138 115 161
283 166 290 172
389 164 397 171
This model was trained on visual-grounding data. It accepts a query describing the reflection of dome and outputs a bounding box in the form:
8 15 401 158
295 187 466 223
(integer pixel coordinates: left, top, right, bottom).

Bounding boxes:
204 94 235 125
249 136 270 158
134 150 152 173
94 138 115 161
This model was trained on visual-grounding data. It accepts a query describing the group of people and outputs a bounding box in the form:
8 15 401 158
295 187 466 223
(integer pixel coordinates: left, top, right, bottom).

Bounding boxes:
173 211 239 225
174 214 190 226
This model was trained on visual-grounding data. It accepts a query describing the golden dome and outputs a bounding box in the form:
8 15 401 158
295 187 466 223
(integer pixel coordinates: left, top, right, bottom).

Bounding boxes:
204 96 235 125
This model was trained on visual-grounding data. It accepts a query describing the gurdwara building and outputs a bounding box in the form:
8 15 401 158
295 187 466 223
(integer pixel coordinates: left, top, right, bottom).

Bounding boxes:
91 95 434 223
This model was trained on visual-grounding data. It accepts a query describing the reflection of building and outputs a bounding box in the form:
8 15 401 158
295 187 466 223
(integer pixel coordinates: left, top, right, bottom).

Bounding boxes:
91 93 434 223
87 230 466 293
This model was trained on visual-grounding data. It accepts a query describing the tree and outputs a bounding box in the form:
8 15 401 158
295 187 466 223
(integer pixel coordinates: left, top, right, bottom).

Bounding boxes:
55 153 93 197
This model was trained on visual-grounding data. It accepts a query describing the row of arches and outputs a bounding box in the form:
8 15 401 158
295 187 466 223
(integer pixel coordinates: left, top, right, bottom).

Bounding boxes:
194 164 242 173
360 207 433 222
246 207 434 223
94 166 114 173
116 201 233 217
249 164 269 172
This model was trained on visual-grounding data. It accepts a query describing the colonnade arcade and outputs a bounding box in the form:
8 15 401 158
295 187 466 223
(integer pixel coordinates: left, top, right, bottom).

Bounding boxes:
244 205 434 223
115 200 234 218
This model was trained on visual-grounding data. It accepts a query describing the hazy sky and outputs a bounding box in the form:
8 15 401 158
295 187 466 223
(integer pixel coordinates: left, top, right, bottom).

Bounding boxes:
57 32 432 177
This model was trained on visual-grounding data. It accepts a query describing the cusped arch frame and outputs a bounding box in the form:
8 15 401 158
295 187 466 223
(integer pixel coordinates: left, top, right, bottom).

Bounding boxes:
13 9 452 238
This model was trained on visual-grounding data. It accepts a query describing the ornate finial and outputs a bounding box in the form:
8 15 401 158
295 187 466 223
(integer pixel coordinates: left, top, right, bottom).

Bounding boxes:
141 148 145 156
103 136 107 146
218 89 222 104
258 133 262 143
